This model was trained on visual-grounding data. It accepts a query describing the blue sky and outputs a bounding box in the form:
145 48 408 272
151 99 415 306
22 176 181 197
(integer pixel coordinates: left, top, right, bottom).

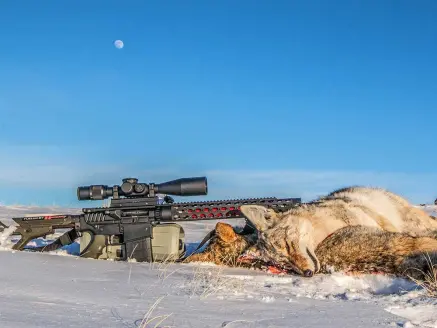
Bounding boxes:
1 0 436 207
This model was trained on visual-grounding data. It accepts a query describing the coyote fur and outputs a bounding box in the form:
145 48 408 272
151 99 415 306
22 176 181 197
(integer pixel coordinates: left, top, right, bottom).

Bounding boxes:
315 225 437 280
185 222 257 267
186 186 437 278
184 222 437 281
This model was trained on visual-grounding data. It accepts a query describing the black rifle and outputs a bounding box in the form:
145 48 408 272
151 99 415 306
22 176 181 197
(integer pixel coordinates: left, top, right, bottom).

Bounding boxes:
0 176 301 262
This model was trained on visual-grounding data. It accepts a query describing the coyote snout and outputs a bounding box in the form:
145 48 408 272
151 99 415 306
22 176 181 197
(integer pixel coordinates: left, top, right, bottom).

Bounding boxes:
244 242 316 277
239 205 320 277
258 228 318 276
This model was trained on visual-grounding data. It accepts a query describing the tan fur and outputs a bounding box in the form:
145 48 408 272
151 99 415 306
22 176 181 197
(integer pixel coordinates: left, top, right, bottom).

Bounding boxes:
240 186 437 275
316 225 437 280
183 222 254 266
185 222 437 281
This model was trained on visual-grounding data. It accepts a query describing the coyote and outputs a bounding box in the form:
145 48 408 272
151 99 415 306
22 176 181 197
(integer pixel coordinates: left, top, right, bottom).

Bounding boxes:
188 187 437 277
238 186 437 277
184 222 437 281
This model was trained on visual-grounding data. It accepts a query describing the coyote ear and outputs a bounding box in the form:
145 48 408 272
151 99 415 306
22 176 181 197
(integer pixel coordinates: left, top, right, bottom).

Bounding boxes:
239 205 279 232
215 222 237 243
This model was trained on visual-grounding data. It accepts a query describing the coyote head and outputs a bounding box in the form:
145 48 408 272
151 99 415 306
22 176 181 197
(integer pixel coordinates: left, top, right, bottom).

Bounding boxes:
240 205 319 277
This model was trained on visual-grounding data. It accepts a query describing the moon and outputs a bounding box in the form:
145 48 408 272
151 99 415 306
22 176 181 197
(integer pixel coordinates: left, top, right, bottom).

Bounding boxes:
114 40 124 49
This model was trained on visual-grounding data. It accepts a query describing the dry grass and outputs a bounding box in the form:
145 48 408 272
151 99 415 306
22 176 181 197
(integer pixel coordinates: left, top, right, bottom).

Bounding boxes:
189 264 246 299
151 252 186 282
137 296 173 328
127 244 188 285
128 252 187 301
406 253 437 298
119 251 177 327
187 251 248 299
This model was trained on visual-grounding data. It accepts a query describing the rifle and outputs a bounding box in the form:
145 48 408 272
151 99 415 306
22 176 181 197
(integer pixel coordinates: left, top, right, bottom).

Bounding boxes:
0 176 301 262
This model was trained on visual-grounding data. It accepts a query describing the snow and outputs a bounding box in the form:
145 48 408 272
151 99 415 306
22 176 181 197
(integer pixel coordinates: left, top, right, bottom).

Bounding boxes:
1 204 437 327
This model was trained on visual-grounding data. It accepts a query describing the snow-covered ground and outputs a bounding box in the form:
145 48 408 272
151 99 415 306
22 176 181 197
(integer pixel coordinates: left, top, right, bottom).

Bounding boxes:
1 205 437 328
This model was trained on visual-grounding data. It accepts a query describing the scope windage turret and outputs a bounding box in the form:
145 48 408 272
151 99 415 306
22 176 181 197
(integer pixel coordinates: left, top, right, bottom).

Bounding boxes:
77 176 208 200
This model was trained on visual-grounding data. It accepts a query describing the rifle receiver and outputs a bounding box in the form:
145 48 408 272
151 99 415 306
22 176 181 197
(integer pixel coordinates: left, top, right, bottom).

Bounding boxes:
77 176 208 201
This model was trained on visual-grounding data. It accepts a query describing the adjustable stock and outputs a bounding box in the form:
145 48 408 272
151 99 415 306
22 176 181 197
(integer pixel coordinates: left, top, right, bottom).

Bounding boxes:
12 225 56 250
4 216 77 251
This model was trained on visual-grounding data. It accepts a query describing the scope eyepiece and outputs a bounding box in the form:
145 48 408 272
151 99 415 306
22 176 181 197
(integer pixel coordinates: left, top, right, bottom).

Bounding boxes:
77 185 113 200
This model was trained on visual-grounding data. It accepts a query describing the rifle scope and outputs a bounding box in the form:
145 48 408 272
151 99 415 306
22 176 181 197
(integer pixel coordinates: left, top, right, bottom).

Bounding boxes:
77 176 208 200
